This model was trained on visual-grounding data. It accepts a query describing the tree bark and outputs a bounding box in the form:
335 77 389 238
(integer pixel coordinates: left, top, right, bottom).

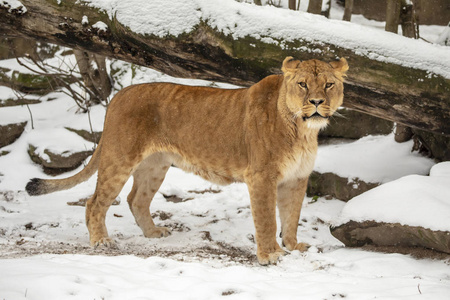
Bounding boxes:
73 50 112 103
393 0 417 142
322 0 331 18
0 0 449 136
400 0 417 38
0 37 38 60
343 0 354 21
289 0 296 10
307 0 322 15
386 0 401 33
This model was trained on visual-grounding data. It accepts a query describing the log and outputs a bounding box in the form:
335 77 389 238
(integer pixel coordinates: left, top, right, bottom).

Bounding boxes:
1 0 449 135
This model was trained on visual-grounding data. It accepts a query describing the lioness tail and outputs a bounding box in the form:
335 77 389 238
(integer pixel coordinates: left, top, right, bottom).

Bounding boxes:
25 139 102 196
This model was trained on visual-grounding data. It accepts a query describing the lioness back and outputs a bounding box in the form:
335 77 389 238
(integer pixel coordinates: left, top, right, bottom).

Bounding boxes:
102 76 285 184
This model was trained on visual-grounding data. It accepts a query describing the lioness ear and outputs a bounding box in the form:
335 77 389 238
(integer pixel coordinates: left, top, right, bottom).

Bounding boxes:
281 56 301 74
330 57 349 74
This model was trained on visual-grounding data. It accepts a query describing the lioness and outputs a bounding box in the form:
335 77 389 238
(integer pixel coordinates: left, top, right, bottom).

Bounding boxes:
26 57 348 265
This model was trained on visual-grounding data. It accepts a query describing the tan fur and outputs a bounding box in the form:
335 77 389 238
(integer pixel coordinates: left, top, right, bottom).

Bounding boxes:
26 57 348 265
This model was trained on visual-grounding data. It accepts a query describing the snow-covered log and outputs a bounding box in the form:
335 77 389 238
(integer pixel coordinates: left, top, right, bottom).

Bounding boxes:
1 0 449 135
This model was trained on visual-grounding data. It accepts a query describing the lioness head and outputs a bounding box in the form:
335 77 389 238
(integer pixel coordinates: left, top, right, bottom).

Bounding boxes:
281 57 349 129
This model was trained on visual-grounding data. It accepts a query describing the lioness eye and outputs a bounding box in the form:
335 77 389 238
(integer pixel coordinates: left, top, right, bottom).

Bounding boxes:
325 82 334 89
299 82 307 88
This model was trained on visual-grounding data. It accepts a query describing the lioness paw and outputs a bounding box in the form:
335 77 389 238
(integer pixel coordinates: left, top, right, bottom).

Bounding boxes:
282 238 310 252
293 242 310 252
144 226 172 238
257 248 285 265
92 237 117 249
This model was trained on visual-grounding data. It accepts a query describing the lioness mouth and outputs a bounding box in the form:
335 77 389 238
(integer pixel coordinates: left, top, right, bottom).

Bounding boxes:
303 112 329 121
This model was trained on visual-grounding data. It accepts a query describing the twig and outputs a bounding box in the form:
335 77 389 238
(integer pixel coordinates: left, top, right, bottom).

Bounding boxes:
26 104 34 129
11 44 110 118
86 100 97 148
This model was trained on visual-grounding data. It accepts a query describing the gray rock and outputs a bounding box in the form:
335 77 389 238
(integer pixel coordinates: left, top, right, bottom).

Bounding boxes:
331 220 450 256
0 121 27 148
319 108 393 141
0 98 41 107
412 128 450 162
65 127 102 144
28 144 93 175
307 171 379 202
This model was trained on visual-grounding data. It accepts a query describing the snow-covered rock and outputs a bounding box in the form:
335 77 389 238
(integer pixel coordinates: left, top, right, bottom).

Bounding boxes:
334 162 450 231
332 162 450 255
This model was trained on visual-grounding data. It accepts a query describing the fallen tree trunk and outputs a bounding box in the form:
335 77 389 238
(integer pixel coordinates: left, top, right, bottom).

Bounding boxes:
1 0 449 135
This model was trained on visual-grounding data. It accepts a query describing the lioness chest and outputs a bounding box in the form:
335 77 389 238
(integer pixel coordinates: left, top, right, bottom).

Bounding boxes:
281 148 317 182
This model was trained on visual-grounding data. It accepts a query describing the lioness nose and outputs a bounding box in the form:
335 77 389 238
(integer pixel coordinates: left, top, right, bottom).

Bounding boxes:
309 99 324 107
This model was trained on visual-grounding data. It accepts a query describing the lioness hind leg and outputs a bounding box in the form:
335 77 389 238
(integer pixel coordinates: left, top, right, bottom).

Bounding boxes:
86 167 132 248
127 153 172 238
277 178 310 252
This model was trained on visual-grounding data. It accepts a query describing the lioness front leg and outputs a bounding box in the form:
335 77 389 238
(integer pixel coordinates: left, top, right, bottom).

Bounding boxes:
245 172 285 265
277 177 309 252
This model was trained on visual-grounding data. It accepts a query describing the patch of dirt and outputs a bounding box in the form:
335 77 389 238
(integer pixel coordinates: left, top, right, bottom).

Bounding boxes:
166 222 191 232
196 244 256 265
152 211 173 221
222 289 239 296
0 240 257 265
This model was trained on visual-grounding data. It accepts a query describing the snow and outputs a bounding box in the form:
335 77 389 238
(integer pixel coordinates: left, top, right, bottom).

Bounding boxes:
1 2 450 299
0 0 27 14
81 15 89 25
27 128 95 159
92 21 108 32
335 162 450 231
315 134 435 184
436 22 450 46
0 85 21 102
0 58 40 76
83 0 450 79
1 252 449 300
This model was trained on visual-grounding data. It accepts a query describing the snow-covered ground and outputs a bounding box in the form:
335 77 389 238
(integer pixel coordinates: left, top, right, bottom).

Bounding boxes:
2 251 449 300
1 59 449 299
1 1 450 299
